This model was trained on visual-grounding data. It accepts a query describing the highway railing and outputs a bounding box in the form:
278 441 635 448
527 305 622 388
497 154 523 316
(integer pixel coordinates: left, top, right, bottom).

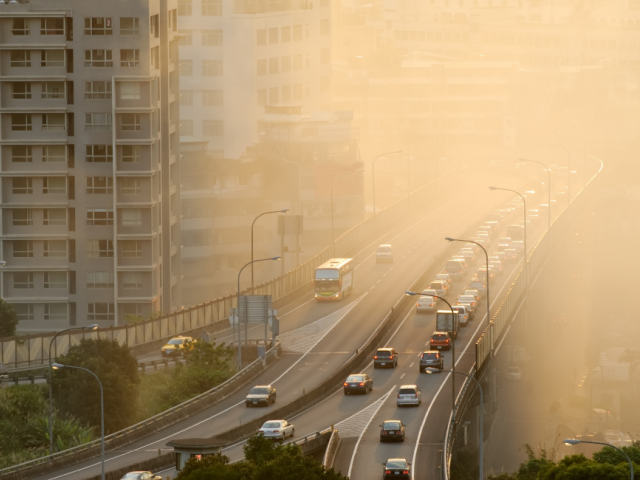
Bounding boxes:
0 162 457 369
322 428 341 469
443 153 604 479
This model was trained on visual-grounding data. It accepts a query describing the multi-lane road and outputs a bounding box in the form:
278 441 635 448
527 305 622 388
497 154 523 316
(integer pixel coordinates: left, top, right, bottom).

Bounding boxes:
40 166 536 480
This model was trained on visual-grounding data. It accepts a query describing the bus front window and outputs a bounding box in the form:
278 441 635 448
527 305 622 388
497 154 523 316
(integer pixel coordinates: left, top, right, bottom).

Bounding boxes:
315 269 340 291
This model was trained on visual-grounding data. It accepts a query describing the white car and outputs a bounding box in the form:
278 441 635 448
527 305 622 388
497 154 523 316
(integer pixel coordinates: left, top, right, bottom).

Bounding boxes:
397 385 422 407
258 420 295 440
120 473 162 480
505 366 521 381
452 305 470 326
376 244 394 263
434 273 451 287
456 294 478 313
416 290 436 313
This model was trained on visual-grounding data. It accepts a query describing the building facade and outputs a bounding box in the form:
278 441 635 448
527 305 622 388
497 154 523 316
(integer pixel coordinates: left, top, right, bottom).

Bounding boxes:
0 0 181 332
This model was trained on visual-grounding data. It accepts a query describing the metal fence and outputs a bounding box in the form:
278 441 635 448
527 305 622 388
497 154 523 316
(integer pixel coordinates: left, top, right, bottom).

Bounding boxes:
0 163 458 368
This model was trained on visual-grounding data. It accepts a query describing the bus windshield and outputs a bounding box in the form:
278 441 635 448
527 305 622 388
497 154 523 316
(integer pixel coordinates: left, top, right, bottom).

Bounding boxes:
315 269 340 280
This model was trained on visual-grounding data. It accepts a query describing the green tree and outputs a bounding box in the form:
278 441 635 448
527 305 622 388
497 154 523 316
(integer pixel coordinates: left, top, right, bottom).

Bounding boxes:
0 299 18 337
538 454 628 480
52 338 140 433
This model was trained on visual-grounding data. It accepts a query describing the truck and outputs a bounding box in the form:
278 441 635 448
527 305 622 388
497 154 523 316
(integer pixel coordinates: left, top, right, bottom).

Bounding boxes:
506 224 525 241
436 310 459 339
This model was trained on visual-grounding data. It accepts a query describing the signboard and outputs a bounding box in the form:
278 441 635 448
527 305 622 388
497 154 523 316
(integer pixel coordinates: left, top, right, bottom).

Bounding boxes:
238 295 273 324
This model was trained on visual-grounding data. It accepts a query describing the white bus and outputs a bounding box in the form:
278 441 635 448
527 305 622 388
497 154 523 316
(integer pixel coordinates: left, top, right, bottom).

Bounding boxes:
314 258 355 301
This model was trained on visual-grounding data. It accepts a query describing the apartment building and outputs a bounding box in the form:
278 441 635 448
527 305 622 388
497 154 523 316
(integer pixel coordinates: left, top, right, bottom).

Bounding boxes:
0 0 181 332
177 0 333 159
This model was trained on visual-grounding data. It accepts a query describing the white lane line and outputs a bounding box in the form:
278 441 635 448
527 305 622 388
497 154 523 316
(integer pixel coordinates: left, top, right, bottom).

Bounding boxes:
280 298 315 318
410 363 414 368
347 385 396 478
400 373 406 379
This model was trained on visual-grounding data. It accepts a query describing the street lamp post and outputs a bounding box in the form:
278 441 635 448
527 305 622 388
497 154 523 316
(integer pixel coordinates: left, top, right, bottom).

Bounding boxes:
372 150 402 232
48 324 98 456
541 142 571 207
518 157 551 231
236 257 281 367
251 209 289 293
564 438 634 480
331 170 364 257
489 187 527 262
405 291 458 421
445 237 490 328
51 362 105 480
425 368 484 480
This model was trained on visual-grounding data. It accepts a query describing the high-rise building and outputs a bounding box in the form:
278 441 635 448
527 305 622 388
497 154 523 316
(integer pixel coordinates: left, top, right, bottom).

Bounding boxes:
0 0 181 332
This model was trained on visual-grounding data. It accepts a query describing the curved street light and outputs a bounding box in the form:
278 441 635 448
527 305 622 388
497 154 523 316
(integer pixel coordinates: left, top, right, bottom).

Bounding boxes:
372 150 403 231
564 438 634 480
251 209 289 293
331 170 364 257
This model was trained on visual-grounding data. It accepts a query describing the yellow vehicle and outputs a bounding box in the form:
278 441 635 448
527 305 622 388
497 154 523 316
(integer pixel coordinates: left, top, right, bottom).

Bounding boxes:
161 336 195 357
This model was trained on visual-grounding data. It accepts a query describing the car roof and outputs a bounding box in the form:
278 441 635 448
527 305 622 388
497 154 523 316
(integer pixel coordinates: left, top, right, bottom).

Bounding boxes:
422 350 440 354
386 458 408 462
253 385 272 388
383 419 402 423
347 373 366 376
377 347 394 351
432 331 448 335
399 384 418 389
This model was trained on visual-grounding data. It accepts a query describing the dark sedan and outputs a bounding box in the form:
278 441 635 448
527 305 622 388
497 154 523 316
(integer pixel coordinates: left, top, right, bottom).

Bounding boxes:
343 373 373 394
419 350 444 372
379 420 406 442
245 385 277 407
382 459 411 480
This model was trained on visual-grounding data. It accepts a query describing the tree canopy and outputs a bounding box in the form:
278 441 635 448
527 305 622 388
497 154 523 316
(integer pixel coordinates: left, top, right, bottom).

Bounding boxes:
0 299 18 337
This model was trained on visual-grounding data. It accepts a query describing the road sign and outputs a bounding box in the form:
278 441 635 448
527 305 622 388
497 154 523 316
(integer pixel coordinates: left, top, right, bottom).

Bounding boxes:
238 295 273 324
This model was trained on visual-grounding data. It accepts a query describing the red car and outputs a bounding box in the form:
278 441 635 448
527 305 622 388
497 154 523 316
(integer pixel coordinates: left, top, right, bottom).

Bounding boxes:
430 331 452 350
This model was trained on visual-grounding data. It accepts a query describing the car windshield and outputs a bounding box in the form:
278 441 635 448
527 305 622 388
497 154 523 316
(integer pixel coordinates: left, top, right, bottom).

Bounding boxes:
346 375 364 382
452 307 464 313
433 334 447 340
376 350 392 357
459 296 474 302
384 422 401 430
398 388 416 395
387 460 408 469
430 283 443 289
378 246 391 252
422 290 436 296
423 353 437 359
250 387 269 395
168 338 184 345
446 261 462 271
263 422 281 428
315 269 339 280
122 475 142 480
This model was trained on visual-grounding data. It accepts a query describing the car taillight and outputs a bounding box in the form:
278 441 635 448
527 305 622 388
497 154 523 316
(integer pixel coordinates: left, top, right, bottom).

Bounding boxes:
386 471 391 474
273 430 279 433
446 339 450 343
397 394 400 398
389 355 394 360
472 302 476 306
403 471 409 474
344 382 348 386
374 356 378 359
382 431 387 435
359 382 365 386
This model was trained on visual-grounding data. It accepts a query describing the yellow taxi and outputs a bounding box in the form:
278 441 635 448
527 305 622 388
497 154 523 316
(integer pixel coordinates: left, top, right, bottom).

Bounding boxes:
160 336 195 357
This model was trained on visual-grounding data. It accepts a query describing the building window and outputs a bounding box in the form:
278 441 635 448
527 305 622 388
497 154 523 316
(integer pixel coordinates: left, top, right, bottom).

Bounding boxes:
120 49 140 67
293 25 302 42
122 240 143 258
120 17 139 35
84 18 113 35
15 304 34 321
257 29 266 46
41 50 65 67
122 272 143 289
86 177 113 194
44 272 67 289
203 90 223 106
86 209 114 226
11 82 31 99
85 113 112 131
178 0 192 16
180 91 193 106
43 208 67 226
12 18 30 35
179 30 192 46
45 304 68 321
12 146 32 163
43 145 66 163
122 178 142 194
87 303 114 321
84 50 113 67
10 50 30 67
320 19 330 35
86 240 114 258
203 120 223 137
13 240 33 258
13 272 34 289
120 82 141 100
121 113 141 131
293 54 302 70
85 81 112 100
44 240 67 257
269 27 278 44
203 30 223 46
43 177 66 194
42 82 65 99
42 113 66 131
202 0 222 16
12 114 32 131
121 209 143 227
269 57 279 74
13 209 33 226
86 145 113 163
281 26 291 42
180 119 193 136
12 178 33 194
86 271 114 288
202 60 223 76
122 145 141 163
257 59 267 76
179 60 193 76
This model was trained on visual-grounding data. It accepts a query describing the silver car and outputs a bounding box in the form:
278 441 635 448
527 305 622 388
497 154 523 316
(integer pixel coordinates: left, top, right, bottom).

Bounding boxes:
258 420 295 440
376 244 394 263
457 294 478 313
396 385 422 407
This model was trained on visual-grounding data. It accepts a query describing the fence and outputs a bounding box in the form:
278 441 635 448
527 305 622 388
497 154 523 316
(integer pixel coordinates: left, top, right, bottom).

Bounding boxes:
442 153 604 479
0 162 457 369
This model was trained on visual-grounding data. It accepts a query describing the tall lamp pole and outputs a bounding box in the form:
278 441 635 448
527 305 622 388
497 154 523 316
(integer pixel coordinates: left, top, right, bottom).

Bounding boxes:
51 363 105 480
331 170 364 257
489 187 527 262
541 142 571 206
48 324 98 455
564 438 634 480
518 157 551 231
236 256 281 366
372 150 402 231
405 291 458 420
251 209 289 293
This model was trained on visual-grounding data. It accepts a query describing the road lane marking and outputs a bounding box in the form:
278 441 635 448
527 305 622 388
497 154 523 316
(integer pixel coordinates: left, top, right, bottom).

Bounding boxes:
400 373 406 379
410 363 414 368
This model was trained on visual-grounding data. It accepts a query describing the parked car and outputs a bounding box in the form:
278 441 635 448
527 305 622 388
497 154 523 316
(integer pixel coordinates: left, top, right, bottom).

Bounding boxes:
396 385 422 407
379 420 406 442
376 244 394 263
374 348 398 368
258 420 295 440
382 459 411 480
245 385 277 407
419 351 444 372
343 373 373 394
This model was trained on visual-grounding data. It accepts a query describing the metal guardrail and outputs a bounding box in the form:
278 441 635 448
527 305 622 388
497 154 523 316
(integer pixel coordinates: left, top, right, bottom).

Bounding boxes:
0 163 458 369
